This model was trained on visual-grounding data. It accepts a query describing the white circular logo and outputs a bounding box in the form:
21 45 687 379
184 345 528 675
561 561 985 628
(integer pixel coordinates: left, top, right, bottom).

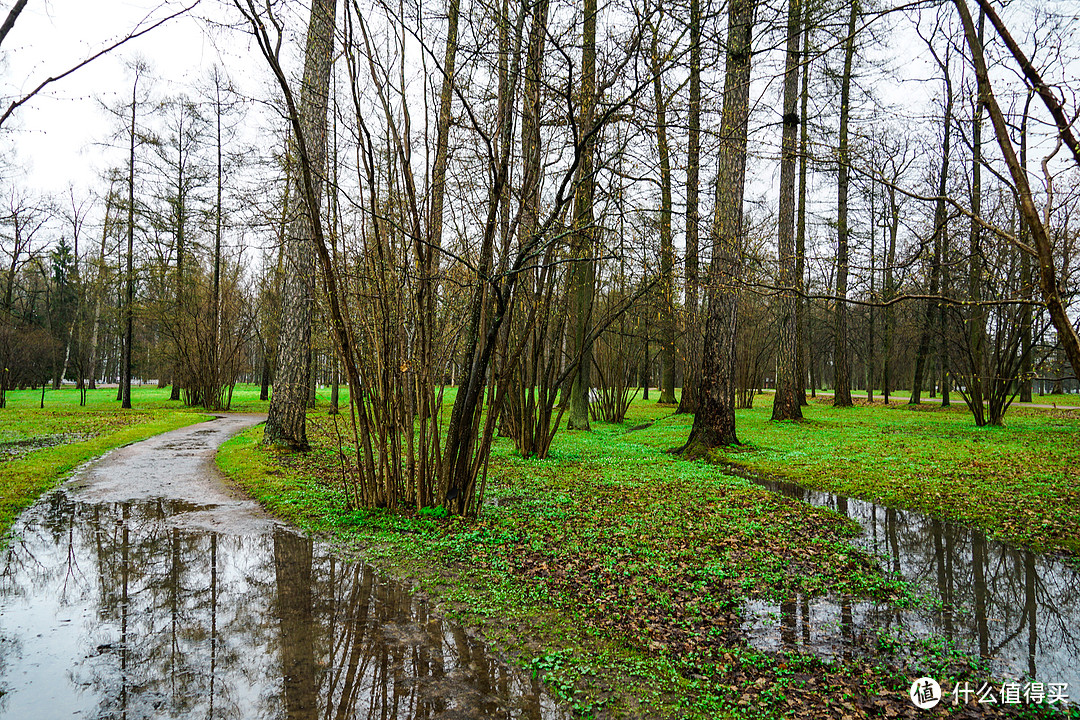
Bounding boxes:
910 677 942 709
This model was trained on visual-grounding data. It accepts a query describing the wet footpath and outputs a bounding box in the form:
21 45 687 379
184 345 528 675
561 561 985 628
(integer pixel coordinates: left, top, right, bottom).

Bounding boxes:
0 415 567 720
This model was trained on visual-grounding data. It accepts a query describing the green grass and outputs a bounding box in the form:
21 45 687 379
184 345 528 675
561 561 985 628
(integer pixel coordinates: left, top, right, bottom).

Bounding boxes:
0 408 205 538
702 396 1080 555
216 393 1080 718
808 388 1080 407
1 383 274 412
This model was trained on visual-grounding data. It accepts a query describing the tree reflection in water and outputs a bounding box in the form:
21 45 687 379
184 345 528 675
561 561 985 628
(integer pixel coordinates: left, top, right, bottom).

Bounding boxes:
0 491 566 719
739 470 1080 695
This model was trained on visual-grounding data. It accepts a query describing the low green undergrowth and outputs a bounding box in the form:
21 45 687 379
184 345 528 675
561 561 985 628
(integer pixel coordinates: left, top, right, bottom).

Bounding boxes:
217 395 1080 718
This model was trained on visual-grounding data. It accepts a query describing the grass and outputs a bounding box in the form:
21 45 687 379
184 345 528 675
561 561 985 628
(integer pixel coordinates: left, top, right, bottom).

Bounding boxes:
1 383 275 412
0 407 205 538
705 396 1080 556
1 380 284 538
217 393 1080 718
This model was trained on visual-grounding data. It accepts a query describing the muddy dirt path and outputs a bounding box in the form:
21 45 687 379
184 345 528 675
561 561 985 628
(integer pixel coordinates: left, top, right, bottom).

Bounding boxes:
0 415 566 719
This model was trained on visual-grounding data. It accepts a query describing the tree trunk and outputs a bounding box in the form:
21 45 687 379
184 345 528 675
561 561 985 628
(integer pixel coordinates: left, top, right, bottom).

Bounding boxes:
122 74 138 410
264 0 336 451
651 18 677 405
832 0 857 408
882 183 899 403
795 6 811 406
260 354 271 401
567 0 598 431
966 7 987 423
1018 93 1034 403
911 49 952 405
676 0 702 415
955 0 1080 406
681 0 756 453
771 0 803 422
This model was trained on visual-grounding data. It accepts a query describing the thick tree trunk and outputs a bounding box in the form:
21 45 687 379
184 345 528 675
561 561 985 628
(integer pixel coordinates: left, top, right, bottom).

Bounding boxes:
681 0 756 453
795 8 811 406
771 0 803 422
264 0 336 451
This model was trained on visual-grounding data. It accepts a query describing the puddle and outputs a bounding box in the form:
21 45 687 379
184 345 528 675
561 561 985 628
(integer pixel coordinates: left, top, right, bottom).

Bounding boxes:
735 465 1080 694
0 433 94 463
0 417 567 719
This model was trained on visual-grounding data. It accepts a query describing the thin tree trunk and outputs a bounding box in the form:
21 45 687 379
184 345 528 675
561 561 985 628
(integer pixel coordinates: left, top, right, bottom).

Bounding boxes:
651 18 677 405
882 183 899 403
956 0 1080 393
676 0 702 415
911 53 952 405
122 75 137 410
833 0 857 408
966 7 987 422
1019 92 1034 403
867 175 875 403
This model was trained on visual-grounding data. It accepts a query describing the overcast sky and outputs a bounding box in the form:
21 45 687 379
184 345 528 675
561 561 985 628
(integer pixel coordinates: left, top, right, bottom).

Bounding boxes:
2 0 265 196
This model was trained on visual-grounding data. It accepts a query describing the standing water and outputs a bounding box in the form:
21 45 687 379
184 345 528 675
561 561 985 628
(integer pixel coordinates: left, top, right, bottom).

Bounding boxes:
0 416 567 720
738 466 1080 697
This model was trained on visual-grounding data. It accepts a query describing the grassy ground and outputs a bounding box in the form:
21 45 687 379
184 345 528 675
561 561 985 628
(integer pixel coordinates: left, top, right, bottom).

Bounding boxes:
1 383 275 412
1 381 282 539
806 389 1080 408
218 393 1080 719
712 396 1080 556
0 406 205 538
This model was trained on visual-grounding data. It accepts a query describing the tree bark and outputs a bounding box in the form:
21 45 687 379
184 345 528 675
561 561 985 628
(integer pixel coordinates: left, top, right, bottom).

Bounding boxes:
965 7 987 423
651 18 677 405
264 0 336 451
795 6 811 406
122 73 138 410
567 0 598 431
954 0 1080 398
832 0 857 408
911 47 952 405
676 0 702 415
771 0 803 422
681 0 756 453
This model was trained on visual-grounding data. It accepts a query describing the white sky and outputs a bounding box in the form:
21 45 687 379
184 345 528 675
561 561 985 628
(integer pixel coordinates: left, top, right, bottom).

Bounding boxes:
2 0 262 196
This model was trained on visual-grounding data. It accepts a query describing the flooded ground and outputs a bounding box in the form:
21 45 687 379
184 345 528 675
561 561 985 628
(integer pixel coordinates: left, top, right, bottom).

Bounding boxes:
738 467 1080 696
0 433 94 463
0 415 567 720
